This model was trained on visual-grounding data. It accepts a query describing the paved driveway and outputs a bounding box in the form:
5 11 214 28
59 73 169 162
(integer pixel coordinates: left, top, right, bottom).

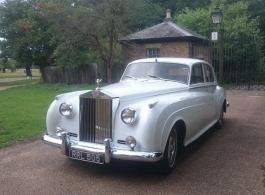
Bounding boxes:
0 77 29 83
0 93 265 195
0 77 40 91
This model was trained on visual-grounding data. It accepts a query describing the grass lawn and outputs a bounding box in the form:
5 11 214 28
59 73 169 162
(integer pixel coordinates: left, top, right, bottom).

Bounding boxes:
0 82 97 148
0 69 41 78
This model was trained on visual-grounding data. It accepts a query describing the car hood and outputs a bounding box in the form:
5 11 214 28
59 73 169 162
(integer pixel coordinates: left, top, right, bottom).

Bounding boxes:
101 80 188 101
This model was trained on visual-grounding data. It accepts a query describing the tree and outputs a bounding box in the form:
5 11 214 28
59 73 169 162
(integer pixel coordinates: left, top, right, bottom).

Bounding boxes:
174 0 262 39
246 0 265 43
40 0 164 83
0 59 17 73
0 0 56 77
148 0 212 15
39 0 125 83
124 0 164 32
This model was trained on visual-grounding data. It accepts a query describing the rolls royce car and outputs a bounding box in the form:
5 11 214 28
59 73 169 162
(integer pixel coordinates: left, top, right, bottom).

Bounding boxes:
42 58 229 173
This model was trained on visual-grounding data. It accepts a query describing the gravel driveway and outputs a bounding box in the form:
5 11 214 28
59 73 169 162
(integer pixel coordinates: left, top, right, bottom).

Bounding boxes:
0 92 264 195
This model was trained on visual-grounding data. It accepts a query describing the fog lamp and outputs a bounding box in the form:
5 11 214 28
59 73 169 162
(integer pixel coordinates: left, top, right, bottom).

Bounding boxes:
126 136 137 149
56 126 63 137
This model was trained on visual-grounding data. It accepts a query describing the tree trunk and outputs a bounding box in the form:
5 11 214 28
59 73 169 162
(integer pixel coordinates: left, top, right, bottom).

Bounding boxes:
25 65 32 78
39 66 45 82
2 68 6 73
107 66 113 84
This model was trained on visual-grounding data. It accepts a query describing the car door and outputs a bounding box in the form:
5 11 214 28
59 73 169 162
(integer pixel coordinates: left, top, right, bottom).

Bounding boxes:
202 63 216 123
188 63 214 134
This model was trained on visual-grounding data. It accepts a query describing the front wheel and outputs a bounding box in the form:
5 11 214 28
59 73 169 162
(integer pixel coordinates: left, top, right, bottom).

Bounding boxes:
156 128 178 174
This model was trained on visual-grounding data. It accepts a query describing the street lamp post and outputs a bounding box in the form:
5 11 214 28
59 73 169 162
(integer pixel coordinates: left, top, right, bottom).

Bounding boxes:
211 5 224 85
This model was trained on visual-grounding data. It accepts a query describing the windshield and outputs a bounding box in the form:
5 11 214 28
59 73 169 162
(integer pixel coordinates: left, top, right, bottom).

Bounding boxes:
121 62 189 84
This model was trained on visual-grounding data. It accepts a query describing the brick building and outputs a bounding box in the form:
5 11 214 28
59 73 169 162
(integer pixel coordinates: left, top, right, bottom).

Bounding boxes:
119 10 209 65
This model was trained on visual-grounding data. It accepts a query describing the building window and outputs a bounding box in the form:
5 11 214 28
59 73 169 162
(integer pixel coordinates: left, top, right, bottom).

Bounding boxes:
147 48 160 58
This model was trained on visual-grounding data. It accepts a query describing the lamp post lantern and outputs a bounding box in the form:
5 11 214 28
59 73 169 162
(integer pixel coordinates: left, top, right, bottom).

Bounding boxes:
211 5 224 85
211 5 223 24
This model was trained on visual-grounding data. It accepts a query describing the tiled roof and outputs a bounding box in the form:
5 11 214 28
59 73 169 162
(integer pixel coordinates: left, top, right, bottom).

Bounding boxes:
119 20 206 42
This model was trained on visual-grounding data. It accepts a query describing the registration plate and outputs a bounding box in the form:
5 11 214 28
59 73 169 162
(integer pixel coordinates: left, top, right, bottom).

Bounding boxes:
69 149 104 164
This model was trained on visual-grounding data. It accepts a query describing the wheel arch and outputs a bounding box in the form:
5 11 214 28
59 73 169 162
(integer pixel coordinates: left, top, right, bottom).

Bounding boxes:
173 120 186 147
162 119 186 151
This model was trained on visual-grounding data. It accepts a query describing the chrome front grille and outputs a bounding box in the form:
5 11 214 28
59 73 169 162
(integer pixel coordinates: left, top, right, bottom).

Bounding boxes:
79 95 112 144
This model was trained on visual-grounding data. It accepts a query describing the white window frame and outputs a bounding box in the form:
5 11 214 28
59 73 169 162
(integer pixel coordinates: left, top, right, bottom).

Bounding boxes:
147 48 160 58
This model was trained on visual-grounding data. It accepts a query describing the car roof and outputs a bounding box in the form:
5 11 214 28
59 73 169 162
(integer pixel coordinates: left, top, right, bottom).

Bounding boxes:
129 58 208 66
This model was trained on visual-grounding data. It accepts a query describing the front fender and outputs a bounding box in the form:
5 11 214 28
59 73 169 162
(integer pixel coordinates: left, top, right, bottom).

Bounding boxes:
113 91 192 152
155 97 192 152
46 90 89 137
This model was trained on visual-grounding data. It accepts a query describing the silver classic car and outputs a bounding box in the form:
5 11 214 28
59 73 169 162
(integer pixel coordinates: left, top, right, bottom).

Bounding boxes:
43 58 229 173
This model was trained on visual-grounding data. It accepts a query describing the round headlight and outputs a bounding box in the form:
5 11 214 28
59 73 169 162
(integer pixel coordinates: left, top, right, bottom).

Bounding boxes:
126 136 137 149
59 102 73 117
121 108 137 124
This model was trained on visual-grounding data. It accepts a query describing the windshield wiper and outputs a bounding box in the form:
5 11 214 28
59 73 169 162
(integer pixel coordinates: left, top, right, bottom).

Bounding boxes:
148 75 187 84
124 75 137 80
148 74 165 81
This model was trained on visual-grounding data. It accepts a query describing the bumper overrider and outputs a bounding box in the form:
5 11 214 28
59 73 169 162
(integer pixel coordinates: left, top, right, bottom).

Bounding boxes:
42 133 163 163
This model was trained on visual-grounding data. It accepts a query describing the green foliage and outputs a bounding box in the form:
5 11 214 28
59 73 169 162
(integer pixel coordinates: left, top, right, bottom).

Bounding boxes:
175 7 209 35
39 0 123 78
175 0 211 14
0 59 18 71
148 0 212 15
174 0 263 39
0 0 56 67
124 0 165 32
38 0 166 82
52 44 100 67
226 0 265 35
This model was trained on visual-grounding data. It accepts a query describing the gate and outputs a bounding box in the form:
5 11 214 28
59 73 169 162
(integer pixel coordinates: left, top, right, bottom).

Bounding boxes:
193 34 265 90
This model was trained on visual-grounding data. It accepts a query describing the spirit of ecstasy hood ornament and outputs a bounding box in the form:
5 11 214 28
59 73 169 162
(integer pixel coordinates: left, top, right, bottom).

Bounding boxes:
95 79 102 91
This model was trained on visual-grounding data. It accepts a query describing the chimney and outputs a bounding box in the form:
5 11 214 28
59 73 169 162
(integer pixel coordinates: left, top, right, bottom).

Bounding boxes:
164 9 173 22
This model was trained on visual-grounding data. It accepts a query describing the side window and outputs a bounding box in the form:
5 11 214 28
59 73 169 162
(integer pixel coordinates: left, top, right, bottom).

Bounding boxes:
147 48 160 58
190 64 204 84
203 64 214 82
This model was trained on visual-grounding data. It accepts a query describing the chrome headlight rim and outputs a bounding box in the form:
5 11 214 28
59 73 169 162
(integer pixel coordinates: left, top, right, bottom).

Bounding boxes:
59 102 73 117
121 107 137 124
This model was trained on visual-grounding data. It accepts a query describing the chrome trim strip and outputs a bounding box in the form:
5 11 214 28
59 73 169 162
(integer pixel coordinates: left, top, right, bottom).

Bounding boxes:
111 150 163 162
42 135 163 163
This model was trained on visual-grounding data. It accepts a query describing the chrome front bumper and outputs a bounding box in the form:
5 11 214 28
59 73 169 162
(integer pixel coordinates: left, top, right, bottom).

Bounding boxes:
42 134 163 163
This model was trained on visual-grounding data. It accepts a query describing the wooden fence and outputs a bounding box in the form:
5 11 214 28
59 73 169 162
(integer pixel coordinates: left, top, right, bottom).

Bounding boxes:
41 63 124 85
